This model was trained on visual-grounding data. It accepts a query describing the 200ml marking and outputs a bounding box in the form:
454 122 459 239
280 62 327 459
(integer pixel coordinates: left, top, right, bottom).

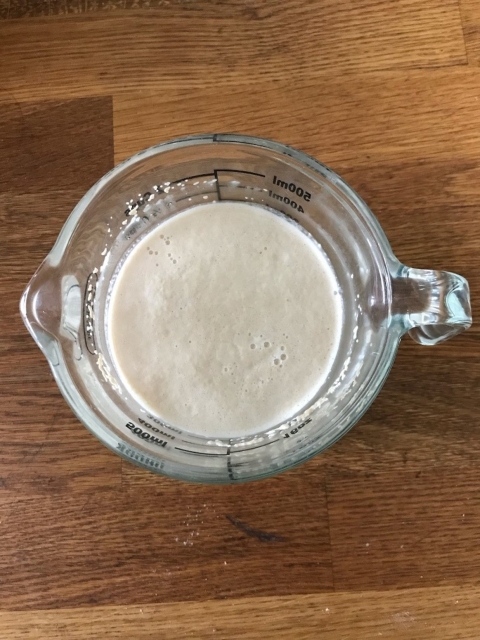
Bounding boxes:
125 421 169 448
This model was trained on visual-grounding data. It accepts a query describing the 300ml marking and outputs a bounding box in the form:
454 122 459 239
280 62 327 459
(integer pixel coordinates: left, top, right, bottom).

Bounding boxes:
136 418 175 440
283 417 312 438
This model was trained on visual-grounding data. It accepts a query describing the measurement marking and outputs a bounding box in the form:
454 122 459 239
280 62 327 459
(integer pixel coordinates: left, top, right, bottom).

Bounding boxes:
175 440 276 455
175 194 195 203
174 447 228 457
172 173 215 184
217 184 266 192
214 169 222 201
232 440 278 453
176 190 219 203
226 445 235 481
216 168 265 178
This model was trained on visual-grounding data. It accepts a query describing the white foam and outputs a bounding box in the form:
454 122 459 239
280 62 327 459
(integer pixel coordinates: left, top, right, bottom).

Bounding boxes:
107 201 343 437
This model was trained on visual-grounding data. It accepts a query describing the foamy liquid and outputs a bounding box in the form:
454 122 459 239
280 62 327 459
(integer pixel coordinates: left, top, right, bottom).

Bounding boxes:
107 202 343 438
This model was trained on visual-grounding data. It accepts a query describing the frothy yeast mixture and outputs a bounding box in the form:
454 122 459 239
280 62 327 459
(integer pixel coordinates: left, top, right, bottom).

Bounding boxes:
108 201 342 438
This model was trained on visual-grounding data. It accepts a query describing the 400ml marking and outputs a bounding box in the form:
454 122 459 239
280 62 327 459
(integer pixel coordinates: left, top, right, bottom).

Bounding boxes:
270 176 312 214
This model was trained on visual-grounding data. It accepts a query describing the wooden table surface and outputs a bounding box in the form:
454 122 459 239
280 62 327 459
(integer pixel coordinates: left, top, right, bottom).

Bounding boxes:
1 1 480 638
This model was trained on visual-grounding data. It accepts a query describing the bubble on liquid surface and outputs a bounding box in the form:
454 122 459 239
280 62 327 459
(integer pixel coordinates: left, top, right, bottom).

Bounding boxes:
250 344 256 350
281 353 287 361
274 358 280 365
264 341 270 348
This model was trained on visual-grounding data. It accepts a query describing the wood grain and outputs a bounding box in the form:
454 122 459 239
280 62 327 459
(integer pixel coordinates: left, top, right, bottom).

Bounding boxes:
0 468 332 609
0 587 478 639
0 98 117 497
0 97 113 192
0 0 197 18
0 0 467 102
1 0 480 638
113 68 480 165
328 468 480 590
459 0 480 64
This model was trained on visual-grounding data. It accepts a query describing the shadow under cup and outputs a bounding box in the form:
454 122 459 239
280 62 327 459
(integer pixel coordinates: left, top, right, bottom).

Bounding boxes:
22 135 404 483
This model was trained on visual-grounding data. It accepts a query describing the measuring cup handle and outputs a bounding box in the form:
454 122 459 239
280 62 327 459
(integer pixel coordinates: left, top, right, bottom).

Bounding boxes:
392 266 472 345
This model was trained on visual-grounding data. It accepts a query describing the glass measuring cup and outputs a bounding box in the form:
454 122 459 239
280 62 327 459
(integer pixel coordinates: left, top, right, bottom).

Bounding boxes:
20 134 472 484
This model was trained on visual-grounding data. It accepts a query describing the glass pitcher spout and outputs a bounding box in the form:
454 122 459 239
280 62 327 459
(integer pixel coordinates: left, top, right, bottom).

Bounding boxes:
392 265 472 345
20 257 62 366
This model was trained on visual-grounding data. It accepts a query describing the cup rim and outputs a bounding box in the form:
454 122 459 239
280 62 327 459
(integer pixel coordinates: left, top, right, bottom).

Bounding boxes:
50 133 398 267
